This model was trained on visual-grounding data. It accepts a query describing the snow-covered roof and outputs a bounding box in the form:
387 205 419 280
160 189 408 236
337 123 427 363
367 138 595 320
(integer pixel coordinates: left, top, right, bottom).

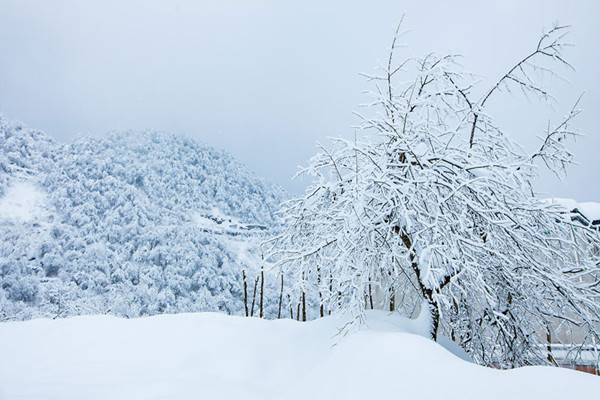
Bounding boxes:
577 202 600 222
546 198 600 228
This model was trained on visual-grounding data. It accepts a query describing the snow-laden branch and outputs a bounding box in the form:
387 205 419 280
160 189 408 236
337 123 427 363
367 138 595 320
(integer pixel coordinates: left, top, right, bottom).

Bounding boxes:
266 21 599 369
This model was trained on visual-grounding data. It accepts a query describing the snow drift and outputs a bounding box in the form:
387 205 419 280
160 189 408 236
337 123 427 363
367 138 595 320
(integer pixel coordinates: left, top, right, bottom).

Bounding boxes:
0 311 598 400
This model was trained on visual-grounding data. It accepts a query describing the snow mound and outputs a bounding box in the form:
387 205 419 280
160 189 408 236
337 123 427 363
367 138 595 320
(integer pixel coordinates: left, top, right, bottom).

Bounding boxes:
0 312 597 400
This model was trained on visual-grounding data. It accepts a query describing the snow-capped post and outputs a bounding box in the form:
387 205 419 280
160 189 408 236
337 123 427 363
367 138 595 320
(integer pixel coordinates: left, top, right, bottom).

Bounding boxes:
266 20 600 368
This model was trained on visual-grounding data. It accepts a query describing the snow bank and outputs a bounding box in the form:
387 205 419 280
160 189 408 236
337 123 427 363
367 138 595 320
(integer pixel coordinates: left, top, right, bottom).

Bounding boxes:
0 312 597 399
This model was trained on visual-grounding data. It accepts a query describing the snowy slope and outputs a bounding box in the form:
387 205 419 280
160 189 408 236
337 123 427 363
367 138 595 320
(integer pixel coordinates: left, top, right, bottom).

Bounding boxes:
0 181 52 223
0 118 288 321
0 311 597 400
0 117 58 196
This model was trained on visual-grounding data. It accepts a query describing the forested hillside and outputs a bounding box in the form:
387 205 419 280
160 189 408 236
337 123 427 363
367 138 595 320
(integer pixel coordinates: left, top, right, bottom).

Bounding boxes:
0 117 287 320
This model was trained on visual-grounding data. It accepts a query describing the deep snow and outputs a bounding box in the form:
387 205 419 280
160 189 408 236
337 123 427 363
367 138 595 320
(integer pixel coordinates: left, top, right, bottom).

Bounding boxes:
0 311 598 400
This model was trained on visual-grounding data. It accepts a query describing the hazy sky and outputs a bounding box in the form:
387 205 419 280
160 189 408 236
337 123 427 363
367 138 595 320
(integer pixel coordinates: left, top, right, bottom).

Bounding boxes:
0 0 598 200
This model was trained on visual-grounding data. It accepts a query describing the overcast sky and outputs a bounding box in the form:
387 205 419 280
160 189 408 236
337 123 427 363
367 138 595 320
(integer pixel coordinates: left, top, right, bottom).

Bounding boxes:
0 0 598 200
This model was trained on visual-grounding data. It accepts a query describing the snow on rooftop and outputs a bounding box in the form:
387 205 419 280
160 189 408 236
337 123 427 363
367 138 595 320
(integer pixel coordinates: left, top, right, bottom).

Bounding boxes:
545 198 600 222
0 312 598 399
577 202 600 222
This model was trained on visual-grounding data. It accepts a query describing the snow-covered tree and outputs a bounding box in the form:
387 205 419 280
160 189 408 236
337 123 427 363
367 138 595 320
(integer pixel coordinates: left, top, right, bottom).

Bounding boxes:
267 24 600 367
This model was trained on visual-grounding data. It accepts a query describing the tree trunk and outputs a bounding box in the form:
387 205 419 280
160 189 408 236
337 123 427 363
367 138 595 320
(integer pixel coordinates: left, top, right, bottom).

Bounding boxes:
302 291 306 322
388 270 395 311
546 325 558 366
250 276 258 317
317 267 324 317
329 273 333 315
423 295 439 341
243 270 249 317
399 229 439 341
259 269 264 318
430 301 440 342
277 274 284 319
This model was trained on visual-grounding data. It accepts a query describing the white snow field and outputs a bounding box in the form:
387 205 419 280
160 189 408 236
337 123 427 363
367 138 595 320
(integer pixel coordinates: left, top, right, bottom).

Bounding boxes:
0 311 598 400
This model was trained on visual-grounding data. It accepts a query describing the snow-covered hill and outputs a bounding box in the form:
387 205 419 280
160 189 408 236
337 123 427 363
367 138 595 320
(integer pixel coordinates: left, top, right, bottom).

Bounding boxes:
0 311 597 400
0 117 288 320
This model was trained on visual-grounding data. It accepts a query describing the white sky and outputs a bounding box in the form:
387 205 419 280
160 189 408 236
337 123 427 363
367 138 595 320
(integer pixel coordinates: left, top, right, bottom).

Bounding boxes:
0 0 598 200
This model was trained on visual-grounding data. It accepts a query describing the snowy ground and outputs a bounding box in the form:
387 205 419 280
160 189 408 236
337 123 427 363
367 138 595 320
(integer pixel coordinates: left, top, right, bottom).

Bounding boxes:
0 180 51 223
0 312 598 400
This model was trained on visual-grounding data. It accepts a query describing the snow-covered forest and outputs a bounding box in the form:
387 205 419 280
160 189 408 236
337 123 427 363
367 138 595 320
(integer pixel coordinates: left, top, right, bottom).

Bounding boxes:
0 118 288 320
